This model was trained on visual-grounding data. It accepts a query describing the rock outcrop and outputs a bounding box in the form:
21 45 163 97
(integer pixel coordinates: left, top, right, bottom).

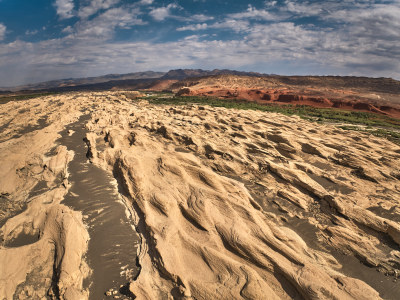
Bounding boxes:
170 75 400 118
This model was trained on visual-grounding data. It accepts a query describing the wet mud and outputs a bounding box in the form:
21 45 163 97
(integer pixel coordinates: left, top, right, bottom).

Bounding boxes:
57 115 140 299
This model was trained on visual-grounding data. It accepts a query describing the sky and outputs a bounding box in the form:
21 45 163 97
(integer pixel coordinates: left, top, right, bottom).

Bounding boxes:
0 0 399 87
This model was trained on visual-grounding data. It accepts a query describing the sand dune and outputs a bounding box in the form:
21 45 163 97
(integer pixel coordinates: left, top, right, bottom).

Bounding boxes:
1 92 400 299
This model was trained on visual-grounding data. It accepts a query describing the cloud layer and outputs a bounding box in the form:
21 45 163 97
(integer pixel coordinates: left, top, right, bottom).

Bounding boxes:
0 0 399 86
0 24 6 41
54 0 75 19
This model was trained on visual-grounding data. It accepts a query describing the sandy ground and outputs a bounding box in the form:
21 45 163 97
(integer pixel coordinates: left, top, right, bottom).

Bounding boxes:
1 91 400 299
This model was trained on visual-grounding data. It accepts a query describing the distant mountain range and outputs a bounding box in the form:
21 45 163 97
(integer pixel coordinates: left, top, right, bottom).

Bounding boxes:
1 69 399 95
161 69 263 80
0 71 165 92
0 69 265 92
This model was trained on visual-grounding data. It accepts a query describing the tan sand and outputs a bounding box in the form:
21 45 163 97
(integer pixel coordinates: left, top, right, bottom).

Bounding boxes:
1 91 400 299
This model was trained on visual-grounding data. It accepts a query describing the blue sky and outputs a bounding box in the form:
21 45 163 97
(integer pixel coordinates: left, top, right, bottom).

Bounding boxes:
0 0 399 87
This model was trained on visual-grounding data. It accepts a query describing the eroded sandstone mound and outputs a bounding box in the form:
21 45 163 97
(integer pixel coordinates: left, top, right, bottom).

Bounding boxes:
1 91 400 299
87 94 400 299
171 75 400 118
0 94 91 299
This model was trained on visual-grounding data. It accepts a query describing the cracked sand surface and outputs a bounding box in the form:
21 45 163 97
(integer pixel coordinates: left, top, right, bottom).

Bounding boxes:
1 91 400 299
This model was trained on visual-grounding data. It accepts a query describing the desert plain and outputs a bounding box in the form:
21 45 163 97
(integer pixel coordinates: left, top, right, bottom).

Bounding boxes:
1 75 400 300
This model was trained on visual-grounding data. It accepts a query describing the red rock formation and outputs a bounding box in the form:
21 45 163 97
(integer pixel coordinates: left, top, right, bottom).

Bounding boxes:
176 87 400 118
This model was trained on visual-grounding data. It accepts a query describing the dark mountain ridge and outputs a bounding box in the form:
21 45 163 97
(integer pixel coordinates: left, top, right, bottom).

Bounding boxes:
1 69 399 95
161 69 263 80
0 71 165 92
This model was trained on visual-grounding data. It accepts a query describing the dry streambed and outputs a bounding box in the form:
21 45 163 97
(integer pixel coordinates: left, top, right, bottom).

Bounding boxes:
1 92 400 299
57 115 140 299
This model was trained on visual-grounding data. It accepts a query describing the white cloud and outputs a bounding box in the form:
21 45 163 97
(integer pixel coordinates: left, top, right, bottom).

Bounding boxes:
149 3 179 21
146 4 212 22
210 20 251 32
177 23 208 31
177 19 250 33
78 0 120 19
72 6 146 39
170 13 214 23
228 4 280 21
265 1 277 7
190 14 214 22
25 29 39 36
54 0 75 19
139 0 153 5
245 22 319 51
276 1 400 63
0 23 6 41
283 0 323 17
62 26 73 34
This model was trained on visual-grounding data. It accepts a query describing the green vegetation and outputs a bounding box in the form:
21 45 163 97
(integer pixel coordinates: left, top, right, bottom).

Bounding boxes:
0 92 58 104
142 93 400 144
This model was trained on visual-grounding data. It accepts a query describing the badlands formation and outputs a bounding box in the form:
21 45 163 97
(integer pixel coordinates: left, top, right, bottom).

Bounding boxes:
1 91 400 299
